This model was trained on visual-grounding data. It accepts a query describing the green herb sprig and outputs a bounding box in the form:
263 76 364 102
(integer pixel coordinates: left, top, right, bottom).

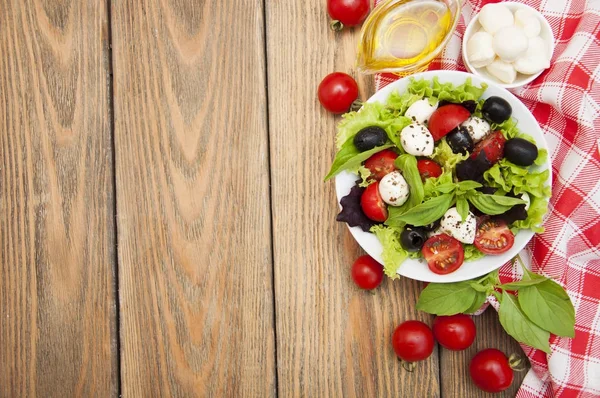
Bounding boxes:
416 256 575 353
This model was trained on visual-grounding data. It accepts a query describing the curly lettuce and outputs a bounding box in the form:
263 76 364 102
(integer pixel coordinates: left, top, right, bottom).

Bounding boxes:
432 77 488 102
370 225 408 279
335 102 411 150
432 138 469 172
464 245 485 262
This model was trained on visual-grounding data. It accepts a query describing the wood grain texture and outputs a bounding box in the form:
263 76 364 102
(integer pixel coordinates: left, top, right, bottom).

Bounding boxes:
265 1 441 396
440 307 528 397
0 0 117 396
111 0 275 396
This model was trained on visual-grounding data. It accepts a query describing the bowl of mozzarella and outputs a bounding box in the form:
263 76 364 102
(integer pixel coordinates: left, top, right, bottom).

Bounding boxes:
462 2 554 89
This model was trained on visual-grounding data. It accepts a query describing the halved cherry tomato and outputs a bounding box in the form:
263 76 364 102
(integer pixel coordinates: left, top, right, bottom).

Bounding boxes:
471 131 506 164
360 181 388 222
427 104 471 141
417 159 443 181
422 234 464 275
364 149 398 180
474 217 515 254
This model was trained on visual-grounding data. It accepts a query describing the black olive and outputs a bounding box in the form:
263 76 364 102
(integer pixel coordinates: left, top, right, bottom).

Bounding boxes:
420 219 441 232
400 227 428 252
482 96 512 124
446 126 474 155
353 126 387 152
504 138 539 166
456 151 492 182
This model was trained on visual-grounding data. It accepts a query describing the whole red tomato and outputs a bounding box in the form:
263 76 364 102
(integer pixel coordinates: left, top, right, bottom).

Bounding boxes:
351 255 384 290
327 0 370 30
469 348 514 393
432 314 476 351
391 320 435 362
318 72 359 114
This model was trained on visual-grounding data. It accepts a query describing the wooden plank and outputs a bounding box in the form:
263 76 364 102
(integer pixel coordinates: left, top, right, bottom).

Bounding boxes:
111 0 275 396
0 0 117 396
265 2 441 396
441 308 528 397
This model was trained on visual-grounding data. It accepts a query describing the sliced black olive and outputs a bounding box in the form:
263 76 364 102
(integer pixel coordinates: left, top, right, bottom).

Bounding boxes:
482 96 512 124
456 151 492 182
353 126 387 152
446 126 474 155
504 138 539 166
420 219 441 232
400 227 428 252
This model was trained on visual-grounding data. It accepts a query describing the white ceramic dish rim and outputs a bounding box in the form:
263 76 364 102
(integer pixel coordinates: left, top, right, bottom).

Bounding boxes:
461 2 555 89
335 70 552 283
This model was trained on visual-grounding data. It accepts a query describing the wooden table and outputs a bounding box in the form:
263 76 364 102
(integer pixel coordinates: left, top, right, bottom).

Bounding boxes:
0 1 526 396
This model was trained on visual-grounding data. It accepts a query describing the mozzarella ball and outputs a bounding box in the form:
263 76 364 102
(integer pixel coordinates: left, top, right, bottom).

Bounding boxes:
440 207 476 244
400 123 434 157
486 58 517 84
513 36 550 75
379 171 410 207
467 31 496 68
461 116 491 143
515 8 541 38
479 4 515 34
493 25 529 62
405 99 438 124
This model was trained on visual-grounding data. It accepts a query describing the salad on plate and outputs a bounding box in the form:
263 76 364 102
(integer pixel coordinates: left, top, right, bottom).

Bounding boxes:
326 77 550 279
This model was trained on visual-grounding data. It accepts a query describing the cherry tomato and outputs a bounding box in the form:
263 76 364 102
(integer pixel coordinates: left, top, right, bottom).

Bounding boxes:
417 159 443 181
474 217 515 255
318 72 359 114
422 234 464 275
364 149 398 180
469 348 514 393
327 0 370 30
360 182 388 222
427 104 471 141
351 255 384 290
471 131 506 164
392 320 435 362
432 314 476 351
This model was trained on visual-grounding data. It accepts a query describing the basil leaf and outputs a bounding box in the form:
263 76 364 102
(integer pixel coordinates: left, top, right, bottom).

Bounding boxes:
457 180 482 192
387 193 454 227
489 195 526 206
325 143 394 180
498 291 551 353
464 291 488 314
456 196 469 222
467 192 519 215
433 183 456 194
518 280 575 338
395 154 425 209
499 278 548 290
416 281 477 315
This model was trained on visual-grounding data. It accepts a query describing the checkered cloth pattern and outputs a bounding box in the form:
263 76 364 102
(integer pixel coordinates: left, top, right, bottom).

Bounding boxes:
372 0 600 396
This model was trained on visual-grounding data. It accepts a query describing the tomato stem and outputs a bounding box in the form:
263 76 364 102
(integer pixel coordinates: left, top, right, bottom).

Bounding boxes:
508 353 528 372
329 20 344 31
399 359 416 372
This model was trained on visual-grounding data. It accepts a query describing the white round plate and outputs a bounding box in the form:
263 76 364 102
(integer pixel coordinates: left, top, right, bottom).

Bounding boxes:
335 70 552 283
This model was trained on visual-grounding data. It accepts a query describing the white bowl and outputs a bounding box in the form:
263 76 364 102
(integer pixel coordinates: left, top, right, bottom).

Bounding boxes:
462 2 555 89
335 70 552 283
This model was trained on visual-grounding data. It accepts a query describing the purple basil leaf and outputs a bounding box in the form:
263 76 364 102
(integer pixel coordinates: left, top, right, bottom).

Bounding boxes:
336 183 378 232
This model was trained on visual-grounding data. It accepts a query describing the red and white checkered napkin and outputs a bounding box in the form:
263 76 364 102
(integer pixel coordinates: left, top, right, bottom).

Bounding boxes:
373 0 600 396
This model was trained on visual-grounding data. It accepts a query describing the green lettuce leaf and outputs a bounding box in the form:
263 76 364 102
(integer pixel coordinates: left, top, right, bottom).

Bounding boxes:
370 225 408 279
512 195 548 233
423 169 454 198
432 138 469 172
407 78 434 98
335 102 411 150
484 159 551 198
387 90 423 115
535 149 548 166
432 77 488 103
464 244 485 262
